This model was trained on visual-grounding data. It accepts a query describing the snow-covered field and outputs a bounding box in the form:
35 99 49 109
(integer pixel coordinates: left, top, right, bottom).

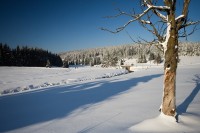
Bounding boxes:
0 56 200 133
0 66 128 95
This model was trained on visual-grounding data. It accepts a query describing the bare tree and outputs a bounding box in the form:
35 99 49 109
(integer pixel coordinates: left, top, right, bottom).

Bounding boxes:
101 0 199 117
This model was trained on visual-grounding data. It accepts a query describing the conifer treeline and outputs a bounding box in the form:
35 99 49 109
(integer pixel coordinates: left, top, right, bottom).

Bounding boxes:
59 44 149 66
60 42 200 66
0 43 63 67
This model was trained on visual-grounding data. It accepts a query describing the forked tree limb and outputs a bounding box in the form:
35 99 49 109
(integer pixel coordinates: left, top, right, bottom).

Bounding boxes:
100 4 170 33
144 0 167 22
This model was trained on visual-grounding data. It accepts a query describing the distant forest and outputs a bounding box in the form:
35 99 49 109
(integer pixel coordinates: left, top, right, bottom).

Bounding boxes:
1 42 199 67
0 43 63 67
60 42 200 67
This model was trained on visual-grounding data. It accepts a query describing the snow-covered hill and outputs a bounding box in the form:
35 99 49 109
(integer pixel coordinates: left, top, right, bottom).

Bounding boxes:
0 56 200 133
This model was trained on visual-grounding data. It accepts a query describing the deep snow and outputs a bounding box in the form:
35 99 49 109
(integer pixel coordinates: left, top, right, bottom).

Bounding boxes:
0 56 200 133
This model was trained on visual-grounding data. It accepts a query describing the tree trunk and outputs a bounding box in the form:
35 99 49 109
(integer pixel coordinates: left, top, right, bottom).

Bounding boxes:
162 36 178 116
161 3 178 116
162 67 176 116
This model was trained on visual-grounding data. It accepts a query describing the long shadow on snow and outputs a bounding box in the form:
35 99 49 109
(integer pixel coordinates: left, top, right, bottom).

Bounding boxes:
0 73 162 132
176 74 200 121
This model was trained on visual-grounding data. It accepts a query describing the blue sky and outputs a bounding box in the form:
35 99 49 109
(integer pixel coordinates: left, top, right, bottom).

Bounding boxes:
0 0 200 53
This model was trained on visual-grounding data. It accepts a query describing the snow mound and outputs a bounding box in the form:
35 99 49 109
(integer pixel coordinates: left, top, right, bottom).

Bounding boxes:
130 112 200 133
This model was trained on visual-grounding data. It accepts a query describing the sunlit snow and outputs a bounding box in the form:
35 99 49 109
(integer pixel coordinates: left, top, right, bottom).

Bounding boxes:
0 56 200 133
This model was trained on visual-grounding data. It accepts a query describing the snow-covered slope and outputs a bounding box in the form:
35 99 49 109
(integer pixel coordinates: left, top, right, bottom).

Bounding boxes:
0 56 200 133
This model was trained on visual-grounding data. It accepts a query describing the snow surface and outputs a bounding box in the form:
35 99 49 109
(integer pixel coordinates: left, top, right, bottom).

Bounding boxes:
0 66 128 95
0 56 200 133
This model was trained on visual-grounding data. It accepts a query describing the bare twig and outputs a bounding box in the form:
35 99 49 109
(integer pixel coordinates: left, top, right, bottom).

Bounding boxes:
179 21 200 30
104 8 133 18
179 24 200 38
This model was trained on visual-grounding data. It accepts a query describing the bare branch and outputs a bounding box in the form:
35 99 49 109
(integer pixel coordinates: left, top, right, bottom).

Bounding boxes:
100 19 136 33
179 21 200 30
138 36 164 52
177 0 191 30
182 0 191 17
125 30 137 43
103 7 153 33
175 15 184 22
101 3 170 33
153 43 164 53
179 24 200 38
141 20 152 24
152 10 167 22
101 0 199 53
149 5 170 11
164 0 176 9
138 13 164 42
144 1 167 22
126 29 163 53
104 8 133 18
158 21 167 38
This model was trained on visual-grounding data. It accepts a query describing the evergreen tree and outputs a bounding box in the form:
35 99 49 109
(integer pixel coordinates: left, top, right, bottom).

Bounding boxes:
0 43 63 67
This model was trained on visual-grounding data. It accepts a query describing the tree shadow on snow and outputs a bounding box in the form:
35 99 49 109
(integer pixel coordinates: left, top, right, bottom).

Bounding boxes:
0 73 162 132
176 74 200 121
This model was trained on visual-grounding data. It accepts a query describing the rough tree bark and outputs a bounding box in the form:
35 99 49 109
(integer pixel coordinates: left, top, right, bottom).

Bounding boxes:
101 0 199 118
161 0 178 116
